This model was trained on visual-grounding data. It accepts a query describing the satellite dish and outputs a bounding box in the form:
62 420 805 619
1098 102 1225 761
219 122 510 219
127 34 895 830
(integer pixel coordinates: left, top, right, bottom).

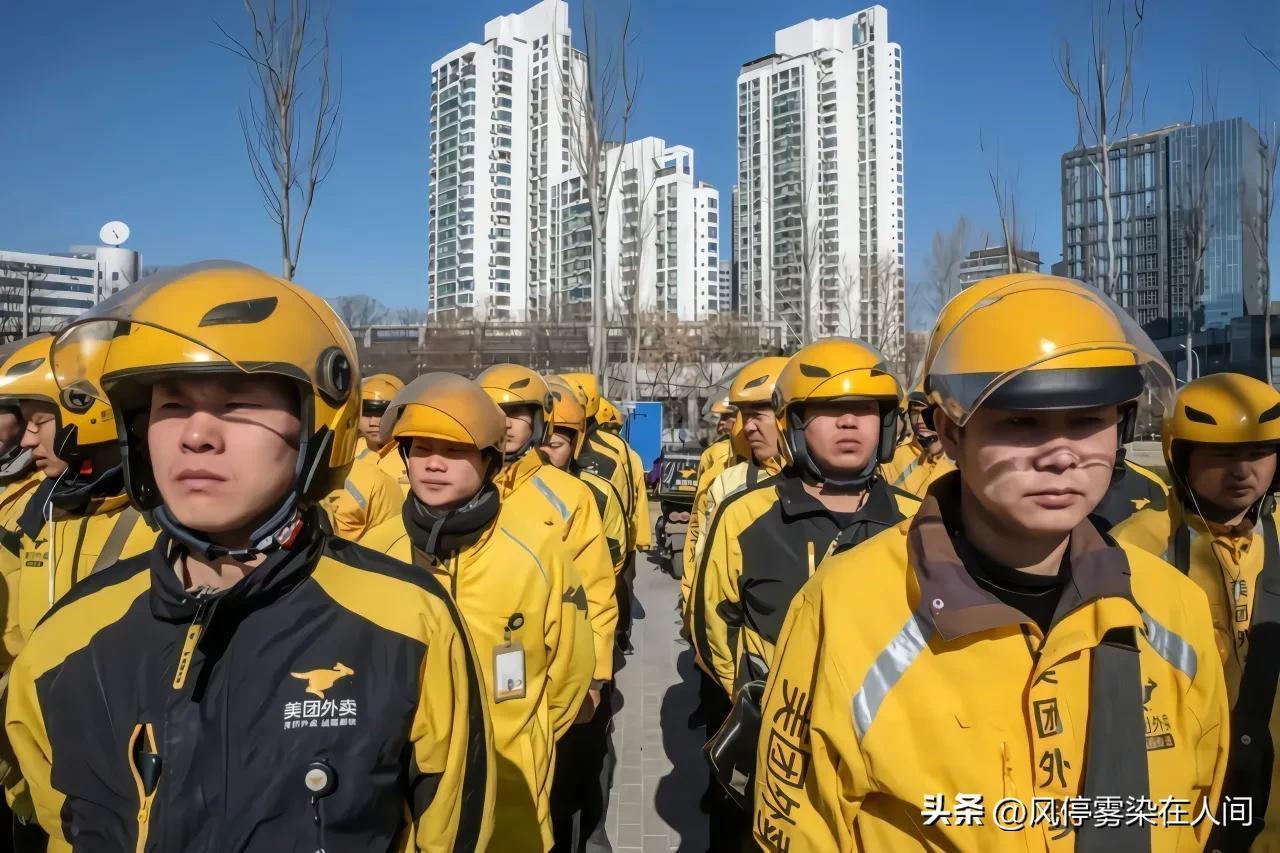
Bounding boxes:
99 221 130 247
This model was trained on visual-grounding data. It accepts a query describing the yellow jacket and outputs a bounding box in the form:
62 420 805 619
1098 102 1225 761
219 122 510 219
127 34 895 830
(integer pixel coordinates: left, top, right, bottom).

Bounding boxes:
364 495 593 852
880 438 955 498
693 471 921 694
624 442 651 549
681 457 779 627
0 469 40 537
755 481 1228 853
683 439 737 581
1 488 156 663
319 456 404 543
496 451 619 684
1114 497 1280 850
582 429 649 550
356 437 410 495
582 470 627 576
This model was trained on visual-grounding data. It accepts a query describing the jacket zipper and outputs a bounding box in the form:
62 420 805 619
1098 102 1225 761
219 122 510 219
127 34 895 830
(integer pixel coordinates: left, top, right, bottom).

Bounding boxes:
172 590 217 691
128 723 162 853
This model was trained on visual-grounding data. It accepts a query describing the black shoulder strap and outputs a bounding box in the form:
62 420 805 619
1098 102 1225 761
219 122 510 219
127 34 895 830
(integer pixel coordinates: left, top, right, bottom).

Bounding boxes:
1210 506 1280 851
91 506 142 574
1171 522 1191 575
1077 626 1152 853
746 461 760 487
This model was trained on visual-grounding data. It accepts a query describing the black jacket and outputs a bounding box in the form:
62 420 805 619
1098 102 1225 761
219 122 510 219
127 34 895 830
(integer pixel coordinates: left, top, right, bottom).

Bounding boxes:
5 515 494 852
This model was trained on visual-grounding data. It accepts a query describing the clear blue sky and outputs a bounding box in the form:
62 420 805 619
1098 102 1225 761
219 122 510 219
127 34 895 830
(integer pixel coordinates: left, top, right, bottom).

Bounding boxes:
2 0 1277 324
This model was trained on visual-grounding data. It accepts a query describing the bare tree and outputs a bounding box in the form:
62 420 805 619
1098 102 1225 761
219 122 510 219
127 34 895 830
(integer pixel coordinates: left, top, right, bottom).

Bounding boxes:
863 251 907 374
1056 0 1146 297
1245 119 1277 383
218 0 341 280
980 134 1030 274
558 0 641 381
1174 76 1218 382
329 294 388 329
0 262 47 341
391 305 427 325
920 217 972 321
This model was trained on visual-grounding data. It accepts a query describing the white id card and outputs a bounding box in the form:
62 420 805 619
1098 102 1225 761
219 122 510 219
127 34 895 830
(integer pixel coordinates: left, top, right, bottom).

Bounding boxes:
493 643 526 702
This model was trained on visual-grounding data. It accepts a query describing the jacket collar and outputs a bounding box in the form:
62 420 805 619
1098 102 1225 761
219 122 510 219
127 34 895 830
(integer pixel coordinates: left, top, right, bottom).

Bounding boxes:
908 471 1138 643
495 450 544 499
148 509 325 623
776 469 901 526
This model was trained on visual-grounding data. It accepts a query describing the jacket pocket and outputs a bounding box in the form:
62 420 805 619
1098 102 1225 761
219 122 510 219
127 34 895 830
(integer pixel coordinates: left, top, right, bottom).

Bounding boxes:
127 723 162 853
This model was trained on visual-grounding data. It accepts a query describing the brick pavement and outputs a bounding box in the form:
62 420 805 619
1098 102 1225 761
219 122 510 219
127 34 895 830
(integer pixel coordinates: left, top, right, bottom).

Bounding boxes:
606 551 709 853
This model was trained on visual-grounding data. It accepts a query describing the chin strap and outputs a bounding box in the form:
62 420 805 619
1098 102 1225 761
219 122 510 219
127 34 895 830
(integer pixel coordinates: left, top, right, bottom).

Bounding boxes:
154 494 305 562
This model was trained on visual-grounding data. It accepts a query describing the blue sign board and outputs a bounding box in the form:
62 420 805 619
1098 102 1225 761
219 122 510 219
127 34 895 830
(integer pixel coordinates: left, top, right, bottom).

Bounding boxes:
622 400 662 473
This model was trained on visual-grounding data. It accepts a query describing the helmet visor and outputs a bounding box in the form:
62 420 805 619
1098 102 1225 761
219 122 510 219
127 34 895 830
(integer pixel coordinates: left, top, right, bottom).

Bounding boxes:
928 282 1174 427
50 263 353 406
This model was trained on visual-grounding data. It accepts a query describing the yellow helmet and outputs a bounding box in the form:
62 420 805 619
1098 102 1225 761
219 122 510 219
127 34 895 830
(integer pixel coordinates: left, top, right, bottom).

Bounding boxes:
1162 372 1280 496
729 356 790 407
50 262 360 553
477 363 554 459
597 398 624 431
546 376 588 459
361 373 404 418
380 372 506 474
773 338 903 485
707 395 735 418
926 274 1172 431
559 372 601 418
0 334 117 464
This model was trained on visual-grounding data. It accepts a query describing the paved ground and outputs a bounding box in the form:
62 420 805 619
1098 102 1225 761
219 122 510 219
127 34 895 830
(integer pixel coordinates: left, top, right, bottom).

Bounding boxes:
606 551 709 853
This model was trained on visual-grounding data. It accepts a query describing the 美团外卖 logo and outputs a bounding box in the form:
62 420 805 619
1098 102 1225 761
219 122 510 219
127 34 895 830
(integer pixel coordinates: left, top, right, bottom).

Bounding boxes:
291 662 354 698
283 663 358 732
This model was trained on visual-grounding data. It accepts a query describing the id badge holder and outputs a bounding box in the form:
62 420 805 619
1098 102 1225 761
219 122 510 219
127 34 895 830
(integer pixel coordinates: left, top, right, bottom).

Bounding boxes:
493 626 526 703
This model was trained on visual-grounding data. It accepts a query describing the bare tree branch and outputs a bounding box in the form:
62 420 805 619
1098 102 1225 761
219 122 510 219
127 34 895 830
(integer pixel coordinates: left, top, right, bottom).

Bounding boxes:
217 0 342 280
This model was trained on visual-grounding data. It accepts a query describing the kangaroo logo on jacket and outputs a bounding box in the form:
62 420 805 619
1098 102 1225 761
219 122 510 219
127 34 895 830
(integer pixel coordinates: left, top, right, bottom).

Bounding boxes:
284 662 359 731
1143 677 1175 751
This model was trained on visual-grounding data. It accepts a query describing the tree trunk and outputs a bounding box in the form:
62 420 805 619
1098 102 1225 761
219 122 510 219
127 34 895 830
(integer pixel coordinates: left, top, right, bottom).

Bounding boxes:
590 204 607 380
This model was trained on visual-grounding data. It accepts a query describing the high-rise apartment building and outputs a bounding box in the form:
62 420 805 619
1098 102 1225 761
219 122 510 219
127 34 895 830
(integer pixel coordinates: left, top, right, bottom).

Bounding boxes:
735 5 905 348
427 0 583 322
1060 117 1265 337
551 137 719 322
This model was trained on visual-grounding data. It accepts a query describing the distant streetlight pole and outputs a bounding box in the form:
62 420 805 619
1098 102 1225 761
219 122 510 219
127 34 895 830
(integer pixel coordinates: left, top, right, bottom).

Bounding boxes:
1179 343 1201 381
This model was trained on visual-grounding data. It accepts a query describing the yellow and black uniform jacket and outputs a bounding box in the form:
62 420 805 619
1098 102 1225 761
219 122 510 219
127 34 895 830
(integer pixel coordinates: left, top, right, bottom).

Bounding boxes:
1090 457 1170 532
364 495 593 852
683 438 737 581
753 474 1228 853
693 469 921 694
356 436 410 495
319 455 404 543
1114 496 1280 850
582 470 627 575
681 457 779 633
879 437 955 498
495 450 619 685
1 477 157 663
578 427 649 550
0 467 40 535
5 515 495 853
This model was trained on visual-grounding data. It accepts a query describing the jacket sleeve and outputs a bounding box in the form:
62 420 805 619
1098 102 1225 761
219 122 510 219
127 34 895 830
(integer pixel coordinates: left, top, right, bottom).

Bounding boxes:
5 641 67 845
682 475 713 597
408 597 495 852
630 450 651 550
754 590 866 853
544 547 592 740
0 545 21 668
567 491 618 683
362 467 406 544
692 502 742 694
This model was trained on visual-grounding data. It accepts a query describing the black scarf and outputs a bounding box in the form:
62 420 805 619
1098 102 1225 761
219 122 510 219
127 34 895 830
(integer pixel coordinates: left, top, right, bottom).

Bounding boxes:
402 484 500 559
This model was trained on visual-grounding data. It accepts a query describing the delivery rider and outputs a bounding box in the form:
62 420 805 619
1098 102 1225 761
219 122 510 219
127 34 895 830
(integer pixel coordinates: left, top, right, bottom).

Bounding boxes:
477 364 618 721
6 262 494 851
879 382 955 498
693 338 921 699
754 273 1228 853
683 396 738 578
1113 371 1280 851
363 372 593 852
596 397 651 553
355 372 409 491
0 393 39 534
0 334 158 660
318 454 403 543
539 375 629 853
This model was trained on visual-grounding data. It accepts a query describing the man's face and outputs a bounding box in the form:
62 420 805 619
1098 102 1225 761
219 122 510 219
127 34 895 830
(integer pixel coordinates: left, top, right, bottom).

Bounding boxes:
740 402 780 462
909 404 942 454
0 411 23 453
358 401 387 448
716 412 735 436
1185 443 1277 518
542 429 575 470
802 400 882 478
938 405 1119 537
502 406 536 456
147 375 302 545
19 401 67 478
406 437 486 510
